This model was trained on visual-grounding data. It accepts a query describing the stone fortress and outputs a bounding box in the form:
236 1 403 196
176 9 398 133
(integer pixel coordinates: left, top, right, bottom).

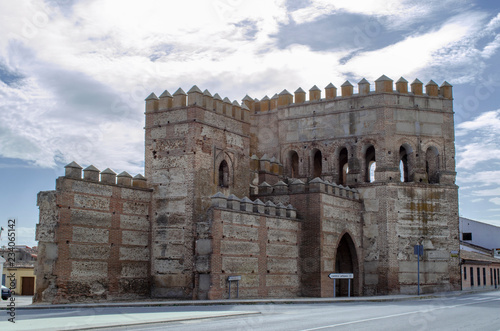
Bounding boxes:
35 75 460 303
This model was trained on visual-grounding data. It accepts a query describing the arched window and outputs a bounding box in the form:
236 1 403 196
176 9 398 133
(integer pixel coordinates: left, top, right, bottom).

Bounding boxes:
289 151 299 178
365 146 376 183
339 148 348 186
218 160 229 187
313 150 322 178
426 147 439 184
400 146 409 182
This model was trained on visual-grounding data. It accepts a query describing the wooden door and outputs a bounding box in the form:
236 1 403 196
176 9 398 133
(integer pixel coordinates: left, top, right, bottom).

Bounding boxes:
21 277 34 295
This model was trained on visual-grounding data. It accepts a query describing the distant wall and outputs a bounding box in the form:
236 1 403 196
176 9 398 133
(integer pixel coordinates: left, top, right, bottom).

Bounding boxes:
35 176 152 303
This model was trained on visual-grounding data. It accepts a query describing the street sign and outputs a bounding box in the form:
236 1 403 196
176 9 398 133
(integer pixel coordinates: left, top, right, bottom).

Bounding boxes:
450 250 459 257
414 245 423 256
227 276 241 281
328 273 353 279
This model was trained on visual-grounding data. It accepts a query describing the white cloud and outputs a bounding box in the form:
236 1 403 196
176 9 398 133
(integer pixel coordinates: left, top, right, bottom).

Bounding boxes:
290 0 462 27
456 109 500 170
472 188 500 197
490 197 500 205
339 12 488 81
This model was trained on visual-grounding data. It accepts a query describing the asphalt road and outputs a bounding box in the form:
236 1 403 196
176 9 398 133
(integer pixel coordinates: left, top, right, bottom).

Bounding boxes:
2 291 500 330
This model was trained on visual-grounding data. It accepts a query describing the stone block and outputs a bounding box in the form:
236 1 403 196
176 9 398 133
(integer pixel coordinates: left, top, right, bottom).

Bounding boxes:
268 229 297 244
71 209 112 227
74 194 110 211
154 259 185 273
72 227 109 244
267 244 298 258
266 274 299 287
71 261 108 278
223 224 259 241
72 181 113 196
119 247 150 261
122 230 149 246
123 201 149 215
267 258 297 274
121 262 148 278
222 256 258 273
120 215 149 229
69 244 110 260
221 241 260 255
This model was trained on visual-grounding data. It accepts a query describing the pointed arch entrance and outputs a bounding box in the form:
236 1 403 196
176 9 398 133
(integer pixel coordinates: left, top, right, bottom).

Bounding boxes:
335 233 359 296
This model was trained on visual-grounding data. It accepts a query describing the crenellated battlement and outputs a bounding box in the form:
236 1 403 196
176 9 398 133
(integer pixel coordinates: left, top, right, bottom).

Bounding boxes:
64 161 148 188
210 192 298 219
241 75 452 113
145 85 251 123
255 178 360 200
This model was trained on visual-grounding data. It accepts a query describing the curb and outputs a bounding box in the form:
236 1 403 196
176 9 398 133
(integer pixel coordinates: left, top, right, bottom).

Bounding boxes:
4 288 499 310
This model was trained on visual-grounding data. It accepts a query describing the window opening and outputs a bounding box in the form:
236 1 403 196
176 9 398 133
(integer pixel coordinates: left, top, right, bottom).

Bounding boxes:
218 160 229 187
290 151 299 178
313 150 322 178
339 148 348 186
365 146 376 183
426 147 439 183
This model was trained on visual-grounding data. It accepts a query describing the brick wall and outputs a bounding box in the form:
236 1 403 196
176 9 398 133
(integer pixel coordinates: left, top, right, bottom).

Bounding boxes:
35 177 152 303
196 197 300 300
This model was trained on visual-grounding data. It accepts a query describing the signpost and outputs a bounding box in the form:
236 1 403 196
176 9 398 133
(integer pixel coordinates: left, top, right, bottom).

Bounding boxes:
414 244 424 295
328 273 354 298
227 275 241 299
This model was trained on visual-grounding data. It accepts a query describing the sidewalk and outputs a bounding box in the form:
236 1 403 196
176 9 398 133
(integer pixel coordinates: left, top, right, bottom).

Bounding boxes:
5 286 499 310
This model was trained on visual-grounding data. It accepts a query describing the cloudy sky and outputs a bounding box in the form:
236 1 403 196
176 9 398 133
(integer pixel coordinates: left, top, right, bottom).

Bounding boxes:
1 0 500 247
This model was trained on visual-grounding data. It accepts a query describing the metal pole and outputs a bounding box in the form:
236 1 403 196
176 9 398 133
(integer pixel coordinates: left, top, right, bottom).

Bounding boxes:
333 279 336 298
348 279 351 297
228 280 231 299
417 252 420 296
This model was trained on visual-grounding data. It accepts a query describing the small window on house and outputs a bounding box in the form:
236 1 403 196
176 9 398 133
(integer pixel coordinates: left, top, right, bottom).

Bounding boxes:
483 267 486 286
470 267 474 286
464 267 467 280
462 233 472 241
313 150 322 178
218 160 229 187
477 267 481 286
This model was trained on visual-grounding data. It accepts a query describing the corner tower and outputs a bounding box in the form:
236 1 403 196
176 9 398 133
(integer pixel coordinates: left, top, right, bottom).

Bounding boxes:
144 86 251 298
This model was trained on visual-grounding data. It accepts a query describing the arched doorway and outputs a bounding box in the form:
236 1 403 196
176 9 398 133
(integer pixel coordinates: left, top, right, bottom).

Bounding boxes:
335 233 359 296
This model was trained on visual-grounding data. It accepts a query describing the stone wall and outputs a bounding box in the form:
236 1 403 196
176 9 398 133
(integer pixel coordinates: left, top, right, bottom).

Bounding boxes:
359 183 461 295
35 164 152 303
196 193 300 299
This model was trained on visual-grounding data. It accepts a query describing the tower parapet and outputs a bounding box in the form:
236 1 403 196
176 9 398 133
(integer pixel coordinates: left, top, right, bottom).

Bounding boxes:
242 76 452 112
63 161 147 188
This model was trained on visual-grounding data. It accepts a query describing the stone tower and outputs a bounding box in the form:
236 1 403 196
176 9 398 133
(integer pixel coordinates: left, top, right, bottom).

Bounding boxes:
144 86 252 298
